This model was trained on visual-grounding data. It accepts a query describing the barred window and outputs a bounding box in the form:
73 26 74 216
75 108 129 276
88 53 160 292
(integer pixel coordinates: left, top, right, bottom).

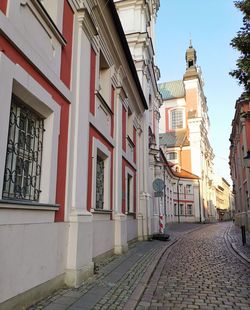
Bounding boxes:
2 96 45 201
96 155 104 209
171 109 183 129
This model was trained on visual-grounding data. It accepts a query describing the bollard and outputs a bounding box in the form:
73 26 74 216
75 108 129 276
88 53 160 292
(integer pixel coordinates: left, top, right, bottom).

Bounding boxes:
241 225 246 246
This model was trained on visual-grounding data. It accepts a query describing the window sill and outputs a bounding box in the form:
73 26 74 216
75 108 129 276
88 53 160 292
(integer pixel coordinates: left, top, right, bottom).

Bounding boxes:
0 199 59 211
91 209 112 214
126 212 135 216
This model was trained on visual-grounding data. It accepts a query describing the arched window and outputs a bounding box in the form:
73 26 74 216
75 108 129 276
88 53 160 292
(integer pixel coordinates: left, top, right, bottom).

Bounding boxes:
170 109 184 129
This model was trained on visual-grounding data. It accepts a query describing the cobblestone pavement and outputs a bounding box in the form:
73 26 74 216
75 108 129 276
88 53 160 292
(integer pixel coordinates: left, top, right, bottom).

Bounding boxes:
227 223 250 262
27 223 202 310
138 222 250 310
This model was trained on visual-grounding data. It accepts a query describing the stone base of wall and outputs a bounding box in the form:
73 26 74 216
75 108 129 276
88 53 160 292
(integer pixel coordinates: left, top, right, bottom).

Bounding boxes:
0 274 65 310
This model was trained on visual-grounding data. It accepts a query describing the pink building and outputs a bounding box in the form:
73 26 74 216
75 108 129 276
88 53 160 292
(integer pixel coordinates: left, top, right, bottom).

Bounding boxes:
229 93 250 231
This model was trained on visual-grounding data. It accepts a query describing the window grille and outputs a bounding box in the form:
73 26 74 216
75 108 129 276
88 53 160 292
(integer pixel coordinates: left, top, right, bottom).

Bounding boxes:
2 96 45 201
96 155 104 209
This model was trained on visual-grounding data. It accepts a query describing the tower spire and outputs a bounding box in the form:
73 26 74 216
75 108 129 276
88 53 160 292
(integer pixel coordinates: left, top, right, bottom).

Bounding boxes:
189 33 192 48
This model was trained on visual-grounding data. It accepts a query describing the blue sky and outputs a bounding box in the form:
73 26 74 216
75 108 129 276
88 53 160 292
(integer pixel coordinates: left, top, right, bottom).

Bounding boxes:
155 0 244 183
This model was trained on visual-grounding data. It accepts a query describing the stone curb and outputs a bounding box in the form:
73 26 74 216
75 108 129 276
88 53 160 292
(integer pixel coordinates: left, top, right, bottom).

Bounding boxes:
226 224 250 264
123 239 177 310
231 242 250 264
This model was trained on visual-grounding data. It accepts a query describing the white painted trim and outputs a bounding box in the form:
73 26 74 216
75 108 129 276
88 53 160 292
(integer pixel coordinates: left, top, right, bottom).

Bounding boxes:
89 114 115 147
91 138 111 211
0 11 72 101
0 53 60 205
122 152 137 170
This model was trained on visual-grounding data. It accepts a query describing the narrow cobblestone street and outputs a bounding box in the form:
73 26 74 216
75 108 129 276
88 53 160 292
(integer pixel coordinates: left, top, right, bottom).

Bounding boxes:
27 222 250 310
138 222 250 310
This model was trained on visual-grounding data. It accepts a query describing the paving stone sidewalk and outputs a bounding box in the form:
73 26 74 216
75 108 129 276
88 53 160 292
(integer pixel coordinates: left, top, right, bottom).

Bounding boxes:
227 222 250 262
28 223 203 310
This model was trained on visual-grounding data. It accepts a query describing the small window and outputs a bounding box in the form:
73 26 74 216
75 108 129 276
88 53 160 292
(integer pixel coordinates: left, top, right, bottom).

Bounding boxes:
171 109 184 129
174 203 178 216
179 183 183 193
188 60 193 68
167 152 177 161
186 184 192 194
99 52 111 104
180 203 184 215
3 96 45 201
127 174 133 213
187 204 193 215
96 155 105 209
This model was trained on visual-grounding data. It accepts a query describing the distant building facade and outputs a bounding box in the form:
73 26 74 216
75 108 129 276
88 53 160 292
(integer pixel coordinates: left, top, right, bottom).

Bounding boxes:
229 93 250 231
214 177 232 221
158 43 216 222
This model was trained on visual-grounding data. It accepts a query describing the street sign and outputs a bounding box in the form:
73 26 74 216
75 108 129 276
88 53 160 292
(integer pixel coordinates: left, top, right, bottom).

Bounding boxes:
153 178 164 192
154 191 163 197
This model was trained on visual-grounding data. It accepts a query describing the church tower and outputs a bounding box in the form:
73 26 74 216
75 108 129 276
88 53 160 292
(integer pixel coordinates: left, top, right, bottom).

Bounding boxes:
158 42 216 222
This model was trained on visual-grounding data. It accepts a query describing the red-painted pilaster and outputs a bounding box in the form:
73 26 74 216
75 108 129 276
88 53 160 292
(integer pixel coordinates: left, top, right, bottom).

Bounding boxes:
122 160 126 214
133 126 136 164
0 0 7 14
60 0 73 88
55 103 69 222
90 48 96 115
122 106 126 152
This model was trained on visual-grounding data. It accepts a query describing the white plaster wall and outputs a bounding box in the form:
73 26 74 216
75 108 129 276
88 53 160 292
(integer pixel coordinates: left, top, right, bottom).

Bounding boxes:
127 217 137 241
92 217 115 258
8 0 62 76
0 207 55 225
0 222 68 303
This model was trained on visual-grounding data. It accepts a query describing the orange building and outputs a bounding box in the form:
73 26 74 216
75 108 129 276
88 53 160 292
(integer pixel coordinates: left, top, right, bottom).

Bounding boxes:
159 43 216 222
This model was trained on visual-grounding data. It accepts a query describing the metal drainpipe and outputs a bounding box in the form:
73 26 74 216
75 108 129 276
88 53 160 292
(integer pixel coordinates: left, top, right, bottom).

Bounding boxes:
177 177 180 223
198 179 202 223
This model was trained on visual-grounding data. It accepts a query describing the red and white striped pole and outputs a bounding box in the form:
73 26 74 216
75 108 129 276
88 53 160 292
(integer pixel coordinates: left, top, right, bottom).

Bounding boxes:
159 214 163 234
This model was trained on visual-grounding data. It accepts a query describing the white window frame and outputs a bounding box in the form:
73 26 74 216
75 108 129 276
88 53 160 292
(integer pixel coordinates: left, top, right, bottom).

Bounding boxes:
0 53 60 205
92 138 111 211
